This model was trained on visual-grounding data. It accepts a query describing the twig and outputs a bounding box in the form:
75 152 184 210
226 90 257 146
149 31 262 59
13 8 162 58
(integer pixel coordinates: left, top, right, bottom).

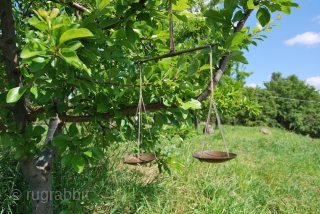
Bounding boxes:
136 43 218 64
0 120 7 131
67 2 91 13
169 0 175 52
50 0 91 13
77 77 153 87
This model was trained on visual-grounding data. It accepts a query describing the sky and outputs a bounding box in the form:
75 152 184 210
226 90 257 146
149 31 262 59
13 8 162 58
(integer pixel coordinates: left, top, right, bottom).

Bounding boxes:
242 0 320 90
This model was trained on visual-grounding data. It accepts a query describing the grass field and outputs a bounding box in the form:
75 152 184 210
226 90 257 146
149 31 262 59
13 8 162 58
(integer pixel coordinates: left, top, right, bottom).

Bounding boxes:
92 125 320 214
1 125 319 213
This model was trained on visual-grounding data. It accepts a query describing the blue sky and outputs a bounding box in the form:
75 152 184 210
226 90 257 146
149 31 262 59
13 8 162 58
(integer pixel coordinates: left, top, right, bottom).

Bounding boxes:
243 0 320 90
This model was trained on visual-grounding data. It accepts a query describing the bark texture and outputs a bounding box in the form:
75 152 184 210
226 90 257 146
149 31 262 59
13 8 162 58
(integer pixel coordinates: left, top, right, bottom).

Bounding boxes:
20 118 64 214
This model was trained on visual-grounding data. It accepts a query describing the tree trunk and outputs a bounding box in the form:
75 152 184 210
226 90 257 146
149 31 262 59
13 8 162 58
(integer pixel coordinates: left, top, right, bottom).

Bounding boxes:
20 118 63 214
1 2 63 213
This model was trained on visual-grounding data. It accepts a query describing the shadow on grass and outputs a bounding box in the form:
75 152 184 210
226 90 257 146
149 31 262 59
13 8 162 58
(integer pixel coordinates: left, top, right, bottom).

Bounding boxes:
52 159 165 213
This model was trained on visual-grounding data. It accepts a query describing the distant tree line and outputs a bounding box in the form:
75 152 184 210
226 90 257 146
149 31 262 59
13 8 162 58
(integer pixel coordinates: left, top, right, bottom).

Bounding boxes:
225 72 320 138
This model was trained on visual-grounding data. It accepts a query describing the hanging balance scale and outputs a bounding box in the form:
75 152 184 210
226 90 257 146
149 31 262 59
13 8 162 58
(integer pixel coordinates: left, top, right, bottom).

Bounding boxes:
122 64 157 165
192 47 237 163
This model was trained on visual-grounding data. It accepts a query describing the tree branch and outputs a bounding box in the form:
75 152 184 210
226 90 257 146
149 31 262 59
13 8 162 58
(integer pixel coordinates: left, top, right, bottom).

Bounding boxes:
136 43 218 64
58 102 175 122
67 2 91 13
35 117 64 173
27 107 45 122
0 120 7 131
197 9 253 102
50 0 91 13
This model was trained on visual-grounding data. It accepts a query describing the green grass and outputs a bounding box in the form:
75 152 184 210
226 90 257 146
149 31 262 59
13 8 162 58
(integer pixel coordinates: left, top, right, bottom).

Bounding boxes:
2 125 320 213
94 125 320 214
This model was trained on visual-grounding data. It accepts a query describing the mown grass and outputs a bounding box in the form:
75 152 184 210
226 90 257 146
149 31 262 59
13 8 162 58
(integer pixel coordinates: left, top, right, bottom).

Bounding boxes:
1 125 319 213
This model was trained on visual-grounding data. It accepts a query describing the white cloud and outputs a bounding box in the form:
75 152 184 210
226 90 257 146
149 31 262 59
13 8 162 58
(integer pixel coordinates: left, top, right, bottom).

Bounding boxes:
306 76 320 90
312 15 320 23
284 32 320 46
247 83 258 88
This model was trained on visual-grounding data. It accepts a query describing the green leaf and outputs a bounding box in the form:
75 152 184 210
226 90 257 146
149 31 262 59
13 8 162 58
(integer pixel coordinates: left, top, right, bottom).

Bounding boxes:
225 32 244 49
57 104 69 114
179 99 201 110
52 16 65 45
117 4 130 14
20 42 48 59
100 18 120 28
224 0 238 11
230 54 248 64
125 26 135 43
172 1 190 11
88 192 100 203
256 7 270 27
280 2 300 8
97 103 109 112
81 135 94 146
37 9 48 18
82 148 92 157
52 134 70 147
6 86 27 103
59 28 93 45
64 41 83 51
49 8 60 19
61 152 74 166
174 13 188 22
14 147 24 159
151 30 169 40
177 55 187 68
280 6 291 15
72 155 85 173
204 10 225 23
247 0 258 9
233 10 244 22
187 60 199 76
69 123 79 137
0 132 11 149
97 0 112 9
28 16 49 32
90 147 104 160
60 50 91 76
29 60 49 72
32 126 46 137
200 64 210 71
167 115 180 129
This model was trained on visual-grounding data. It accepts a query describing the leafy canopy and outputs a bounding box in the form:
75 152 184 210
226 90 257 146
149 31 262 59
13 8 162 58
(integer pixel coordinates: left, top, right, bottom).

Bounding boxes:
0 0 299 172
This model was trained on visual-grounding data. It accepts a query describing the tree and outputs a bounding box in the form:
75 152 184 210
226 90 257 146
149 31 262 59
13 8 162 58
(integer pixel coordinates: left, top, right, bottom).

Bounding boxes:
230 86 278 127
0 0 299 213
264 72 320 137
